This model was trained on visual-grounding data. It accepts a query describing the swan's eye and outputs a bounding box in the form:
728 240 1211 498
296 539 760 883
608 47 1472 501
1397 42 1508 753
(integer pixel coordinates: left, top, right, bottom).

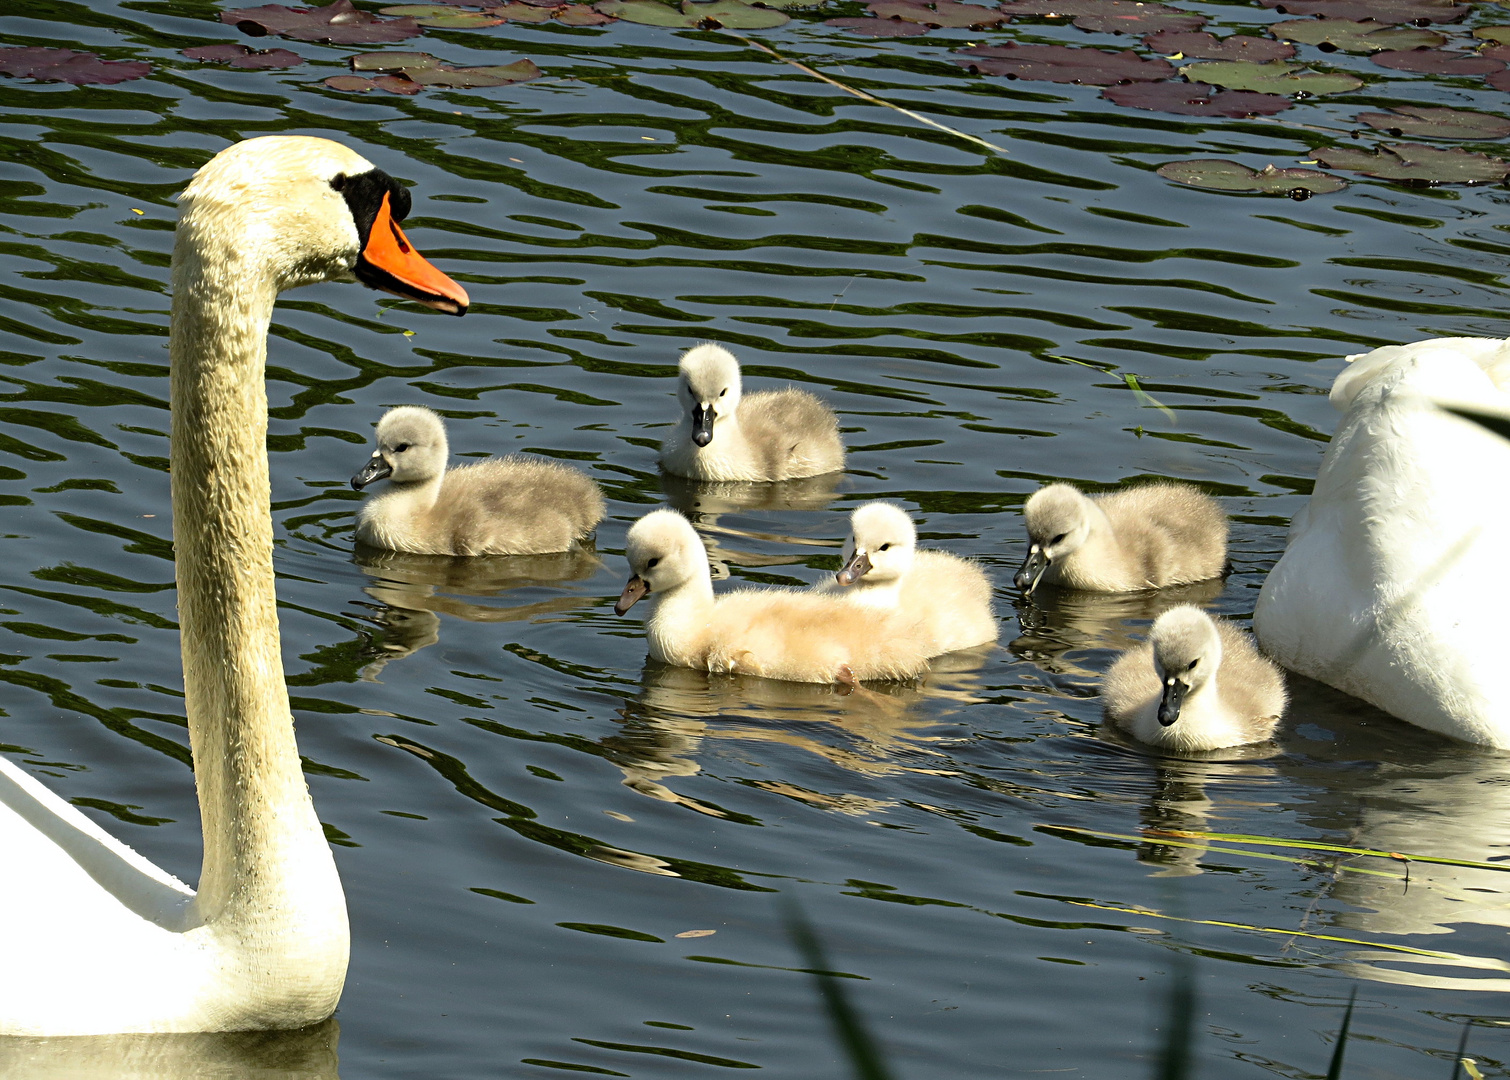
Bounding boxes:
1188 659 1199 670
646 557 661 569
393 443 410 453
1050 533 1067 546
879 543 891 551
719 388 727 397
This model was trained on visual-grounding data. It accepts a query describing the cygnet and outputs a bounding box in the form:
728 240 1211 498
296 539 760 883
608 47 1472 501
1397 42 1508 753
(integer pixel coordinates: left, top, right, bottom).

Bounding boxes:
812 501 997 655
1103 606 1287 752
615 509 933 685
659 343 845 482
352 405 604 556
1015 482 1227 594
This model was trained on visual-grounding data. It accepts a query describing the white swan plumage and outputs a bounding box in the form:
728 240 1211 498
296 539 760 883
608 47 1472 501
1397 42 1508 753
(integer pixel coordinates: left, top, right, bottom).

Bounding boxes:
0 135 468 1036
1254 338 1510 748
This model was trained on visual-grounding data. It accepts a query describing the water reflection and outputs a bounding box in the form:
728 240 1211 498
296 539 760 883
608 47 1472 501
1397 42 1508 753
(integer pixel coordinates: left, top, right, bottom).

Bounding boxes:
0 1020 338 1079
660 473 843 579
350 545 600 677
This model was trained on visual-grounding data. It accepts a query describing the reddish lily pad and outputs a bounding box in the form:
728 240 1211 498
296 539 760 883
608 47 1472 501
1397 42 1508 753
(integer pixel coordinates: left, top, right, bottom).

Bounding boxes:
1104 81 1292 116
485 2 559 20
996 0 1205 34
349 51 542 87
1142 31 1295 63
223 0 422 43
325 73 422 93
869 0 1006 27
1310 142 1510 183
0 47 150 85
379 5 506 25
1259 0 1466 24
826 16 930 34
1270 18 1445 53
1156 159 1347 195
955 43 1175 84
1178 59 1362 95
555 5 617 23
1356 106 1510 139
1369 49 1504 75
593 0 699 24
181 43 306 68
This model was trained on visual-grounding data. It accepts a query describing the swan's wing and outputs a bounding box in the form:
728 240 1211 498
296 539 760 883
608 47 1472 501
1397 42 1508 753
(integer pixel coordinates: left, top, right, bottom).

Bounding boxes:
1332 338 1510 411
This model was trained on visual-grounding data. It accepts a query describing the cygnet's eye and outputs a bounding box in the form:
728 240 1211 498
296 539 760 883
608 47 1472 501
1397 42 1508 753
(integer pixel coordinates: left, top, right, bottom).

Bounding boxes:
719 388 727 397
393 443 411 454
1050 533 1067 546
1188 659 1199 670
646 557 661 569
879 543 891 552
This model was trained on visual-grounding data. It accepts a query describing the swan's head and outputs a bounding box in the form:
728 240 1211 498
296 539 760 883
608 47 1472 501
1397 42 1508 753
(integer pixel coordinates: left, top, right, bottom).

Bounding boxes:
1015 483 1093 594
178 136 468 315
677 343 743 447
1148 605 1222 727
617 510 705 614
352 406 450 490
835 502 916 587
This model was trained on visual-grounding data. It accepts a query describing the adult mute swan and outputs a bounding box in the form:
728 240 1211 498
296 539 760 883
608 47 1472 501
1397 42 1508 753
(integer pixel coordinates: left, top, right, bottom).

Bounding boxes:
1254 339 1510 748
0 136 467 1036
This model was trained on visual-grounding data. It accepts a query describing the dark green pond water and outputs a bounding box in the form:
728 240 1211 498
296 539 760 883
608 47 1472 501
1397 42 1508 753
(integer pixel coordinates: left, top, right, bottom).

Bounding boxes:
3 0 1510 1076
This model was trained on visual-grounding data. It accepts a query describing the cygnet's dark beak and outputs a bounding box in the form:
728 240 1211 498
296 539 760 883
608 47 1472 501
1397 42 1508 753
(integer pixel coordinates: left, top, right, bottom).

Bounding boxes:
615 575 650 615
1014 545 1049 594
835 550 871 586
691 404 715 448
351 453 393 491
1157 677 1188 727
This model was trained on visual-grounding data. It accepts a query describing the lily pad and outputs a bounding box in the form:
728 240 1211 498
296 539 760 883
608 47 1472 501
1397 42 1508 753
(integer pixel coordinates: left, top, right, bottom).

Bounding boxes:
324 73 422 94
955 43 1175 84
1474 25 1510 44
826 16 930 34
346 51 542 88
683 0 789 27
486 2 559 20
1489 69 1510 92
1310 142 1510 183
181 43 306 68
379 5 506 25
1369 49 1504 75
1156 159 1347 195
555 5 618 23
594 0 699 25
869 0 1006 27
997 0 1205 34
1104 81 1292 116
1178 59 1363 95
1356 106 1510 139
351 50 440 70
1259 0 1466 24
1142 31 1295 63
1269 18 1443 53
224 0 423 43
0 46 150 85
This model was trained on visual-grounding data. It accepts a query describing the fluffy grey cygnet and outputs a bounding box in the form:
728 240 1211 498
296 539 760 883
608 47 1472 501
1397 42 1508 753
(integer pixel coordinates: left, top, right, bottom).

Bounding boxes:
352 405 604 556
1102 605 1287 752
659 343 845 482
1015 482 1227 594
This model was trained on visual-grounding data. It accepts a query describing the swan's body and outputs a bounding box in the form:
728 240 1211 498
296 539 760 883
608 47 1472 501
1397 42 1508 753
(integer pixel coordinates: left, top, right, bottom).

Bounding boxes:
812 501 997 655
659 344 845 482
1254 338 1510 748
0 136 467 1036
1014 482 1228 594
352 405 603 556
615 510 933 684
1104 606 1286 751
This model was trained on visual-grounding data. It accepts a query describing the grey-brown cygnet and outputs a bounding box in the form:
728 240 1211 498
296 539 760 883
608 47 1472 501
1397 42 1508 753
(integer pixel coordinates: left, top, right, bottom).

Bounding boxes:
1015 482 1227 594
352 405 604 556
1103 606 1287 751
659 343 845 482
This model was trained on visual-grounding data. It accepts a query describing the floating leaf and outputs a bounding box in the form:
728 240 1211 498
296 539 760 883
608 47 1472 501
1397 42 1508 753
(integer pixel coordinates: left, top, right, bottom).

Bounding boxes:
181 43 306 67
554 5 618 23
1156 159 1347 195
0 46 150 85
351 50 440 70
1104 80 1292 116
1270 18 1445 53
1142 31 1294 62
594 0 700 24
486 2 559 19
1259 0 1466 24
380 5 506 26
869 0 1006 26
1474 25 1510 44
407 58 542 85
682 0 789 27
826 15 930 34
997 0 1205 34
1369 49 1504 75
1356 106 1510 139
1310 142 1510 183
1178 59 1363 95
955 43 1175 84
223 0 423 43
1489 68 1510 91
324 73 422 93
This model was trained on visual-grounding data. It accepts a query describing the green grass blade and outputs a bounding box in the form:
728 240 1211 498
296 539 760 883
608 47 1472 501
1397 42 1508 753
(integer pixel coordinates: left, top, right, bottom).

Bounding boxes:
784 902 896 1080
1325 986 1357 1080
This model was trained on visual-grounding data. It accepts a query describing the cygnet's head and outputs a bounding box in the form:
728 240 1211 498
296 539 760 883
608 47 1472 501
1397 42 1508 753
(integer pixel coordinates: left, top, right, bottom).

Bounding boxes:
835 502 916 587
616 509 707 614
676 343 743 447
351 406 450 490
1014 483 1094 594
1148 605 1222 727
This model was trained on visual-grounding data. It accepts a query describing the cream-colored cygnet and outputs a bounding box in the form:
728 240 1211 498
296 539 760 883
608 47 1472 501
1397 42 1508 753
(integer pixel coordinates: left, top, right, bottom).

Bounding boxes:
659 343 845 482
1015 482 1227 594
615 509 933 684
352 405 604 556
812 501 997 655
1103 606 1287 752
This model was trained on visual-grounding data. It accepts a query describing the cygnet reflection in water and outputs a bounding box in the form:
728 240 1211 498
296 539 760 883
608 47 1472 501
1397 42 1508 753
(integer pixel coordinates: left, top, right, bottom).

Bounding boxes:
0 1019 339 1080
1128 756 1282 878
351 544 601 677
660 472 844 581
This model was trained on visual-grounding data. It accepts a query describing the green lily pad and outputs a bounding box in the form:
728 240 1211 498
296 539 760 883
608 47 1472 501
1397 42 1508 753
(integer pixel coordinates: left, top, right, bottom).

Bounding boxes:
681 0 788 27
488 2 558 19
351 50 440 70
1356 106 1510 140
406 58 541 85
380 2 504 21
1260 0 1466 24
594 0 699 25
1178 59 1362 96
1474 25 1510 44
1271 18 1445 53
1156 159 1346 195
555 5 617 22
1310 142 1510 183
